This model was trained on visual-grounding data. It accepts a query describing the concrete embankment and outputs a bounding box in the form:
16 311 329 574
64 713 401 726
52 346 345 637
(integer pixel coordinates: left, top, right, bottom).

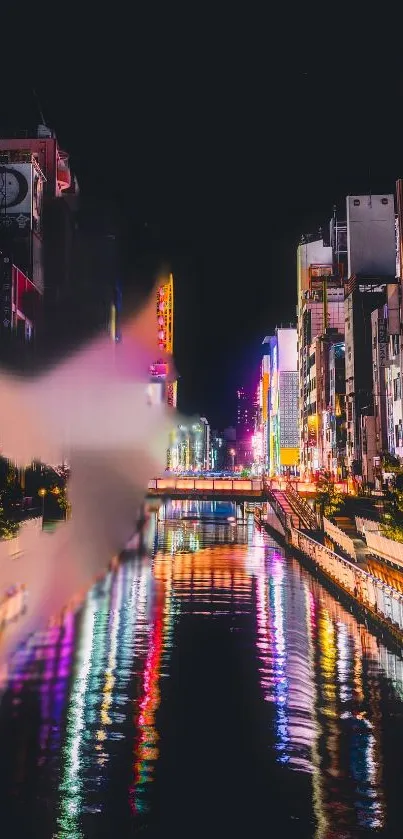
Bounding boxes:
259 506 403 654
289 533 403 654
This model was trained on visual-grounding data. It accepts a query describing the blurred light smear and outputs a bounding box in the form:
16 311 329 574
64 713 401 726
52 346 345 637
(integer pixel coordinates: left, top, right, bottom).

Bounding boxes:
0 285 177 670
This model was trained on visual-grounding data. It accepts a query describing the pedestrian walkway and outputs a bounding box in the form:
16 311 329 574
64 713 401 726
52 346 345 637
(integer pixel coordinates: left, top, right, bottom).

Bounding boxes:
270 489 303 529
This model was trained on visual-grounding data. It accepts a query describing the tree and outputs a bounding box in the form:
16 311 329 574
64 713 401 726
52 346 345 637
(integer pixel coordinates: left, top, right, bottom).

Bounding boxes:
0 494 20 540
316 472 344 519
50 484 71 519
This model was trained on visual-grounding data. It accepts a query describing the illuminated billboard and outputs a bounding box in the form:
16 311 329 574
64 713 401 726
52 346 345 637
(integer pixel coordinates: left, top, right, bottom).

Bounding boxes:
267 328 298 475
150 362 169 379
0 161 44 238
150 273 177 410
156 274 173 354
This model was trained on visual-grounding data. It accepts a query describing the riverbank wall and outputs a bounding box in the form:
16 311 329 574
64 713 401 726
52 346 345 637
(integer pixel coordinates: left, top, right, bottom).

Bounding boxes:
261 506 403 653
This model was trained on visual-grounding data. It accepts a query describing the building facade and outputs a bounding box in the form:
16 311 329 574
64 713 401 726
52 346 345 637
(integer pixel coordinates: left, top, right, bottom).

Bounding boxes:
168 419 210 472
297 234 346 479
344 195 396 481
260 328 298 476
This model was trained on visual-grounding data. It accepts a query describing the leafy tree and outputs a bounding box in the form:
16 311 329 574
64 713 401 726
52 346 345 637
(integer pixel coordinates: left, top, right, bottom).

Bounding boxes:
0 493 20 540
381 451 401 473
380 486 403 543
50 484 71 519
316 472 344 519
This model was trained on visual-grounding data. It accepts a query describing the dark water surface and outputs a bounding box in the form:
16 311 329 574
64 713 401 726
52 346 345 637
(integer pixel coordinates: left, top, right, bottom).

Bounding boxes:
1 500 403 838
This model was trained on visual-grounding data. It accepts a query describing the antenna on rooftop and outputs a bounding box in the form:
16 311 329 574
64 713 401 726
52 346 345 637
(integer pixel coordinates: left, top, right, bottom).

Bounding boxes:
32 88 47 127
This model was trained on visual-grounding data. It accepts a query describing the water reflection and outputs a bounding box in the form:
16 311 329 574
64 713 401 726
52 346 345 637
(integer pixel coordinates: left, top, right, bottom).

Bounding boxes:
0 501 403 836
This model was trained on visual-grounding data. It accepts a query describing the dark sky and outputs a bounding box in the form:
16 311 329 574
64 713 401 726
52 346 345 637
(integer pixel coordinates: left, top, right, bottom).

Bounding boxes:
3 17 403 428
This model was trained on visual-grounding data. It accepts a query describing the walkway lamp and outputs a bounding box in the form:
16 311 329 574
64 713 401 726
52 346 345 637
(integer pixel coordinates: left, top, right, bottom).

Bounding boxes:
38 487 47 521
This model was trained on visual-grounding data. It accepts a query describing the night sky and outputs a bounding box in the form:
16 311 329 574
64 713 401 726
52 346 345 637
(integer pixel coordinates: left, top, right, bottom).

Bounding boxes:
3 19 403 428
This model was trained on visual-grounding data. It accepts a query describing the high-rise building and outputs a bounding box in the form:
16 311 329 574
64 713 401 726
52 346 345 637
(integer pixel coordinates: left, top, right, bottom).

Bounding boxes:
236 387 253 437
200 418 210 471
235 388 254 469
210 430 225 472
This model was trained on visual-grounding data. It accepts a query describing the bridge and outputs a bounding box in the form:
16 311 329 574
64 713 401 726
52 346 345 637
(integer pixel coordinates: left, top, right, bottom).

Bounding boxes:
147 478 319 533
147 477 266 500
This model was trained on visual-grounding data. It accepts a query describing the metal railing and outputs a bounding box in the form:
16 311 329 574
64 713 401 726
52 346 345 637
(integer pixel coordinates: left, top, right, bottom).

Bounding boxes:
148 478 265 493
323 516 357 561
355 516 381 538
285 484 318 529
364 530 403 570
266 489 303 532
291 527 403 632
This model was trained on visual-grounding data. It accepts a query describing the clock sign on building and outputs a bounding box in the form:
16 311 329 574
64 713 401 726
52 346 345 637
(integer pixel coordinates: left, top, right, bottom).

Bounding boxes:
0 161 45 237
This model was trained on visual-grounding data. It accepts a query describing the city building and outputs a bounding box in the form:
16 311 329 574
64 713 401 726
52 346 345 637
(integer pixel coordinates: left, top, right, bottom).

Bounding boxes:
236 387 253 437
328 340 347 478
297 230 346 479
0 251 42 356
260 338 271 472
306 329 347 478
0 124 79 358
235 387 254 469
344 195 397 481
210 430 226 472
262 327 298 476
200 418 210 471
371 304 389 458
168 419 210 472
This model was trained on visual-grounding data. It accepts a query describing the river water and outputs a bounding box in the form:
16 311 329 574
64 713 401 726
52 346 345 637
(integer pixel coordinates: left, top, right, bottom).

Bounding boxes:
1 499 403 838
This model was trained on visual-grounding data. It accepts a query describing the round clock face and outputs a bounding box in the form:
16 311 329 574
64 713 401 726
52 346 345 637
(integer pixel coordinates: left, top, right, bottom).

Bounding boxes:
0 167 29 209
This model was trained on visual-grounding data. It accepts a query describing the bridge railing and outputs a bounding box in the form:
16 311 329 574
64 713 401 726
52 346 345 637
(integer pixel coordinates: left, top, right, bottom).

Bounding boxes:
284 485 318 529
148 478 265 492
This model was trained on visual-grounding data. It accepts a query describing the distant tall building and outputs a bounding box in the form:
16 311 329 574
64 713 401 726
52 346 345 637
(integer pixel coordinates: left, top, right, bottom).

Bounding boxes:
210 430 225 472
236 388 254 468
236 387 253 436
168 419 210 472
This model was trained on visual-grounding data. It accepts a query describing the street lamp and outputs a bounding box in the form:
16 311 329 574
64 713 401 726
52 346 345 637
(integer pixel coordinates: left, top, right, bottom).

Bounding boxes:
229 448 236 473
38 487 47 521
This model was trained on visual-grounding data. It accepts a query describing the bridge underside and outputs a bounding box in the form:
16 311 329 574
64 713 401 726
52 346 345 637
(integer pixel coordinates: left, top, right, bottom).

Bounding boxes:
146 491 266 502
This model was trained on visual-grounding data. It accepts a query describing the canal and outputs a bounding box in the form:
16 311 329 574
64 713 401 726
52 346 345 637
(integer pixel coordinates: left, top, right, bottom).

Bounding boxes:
1 499 403 837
